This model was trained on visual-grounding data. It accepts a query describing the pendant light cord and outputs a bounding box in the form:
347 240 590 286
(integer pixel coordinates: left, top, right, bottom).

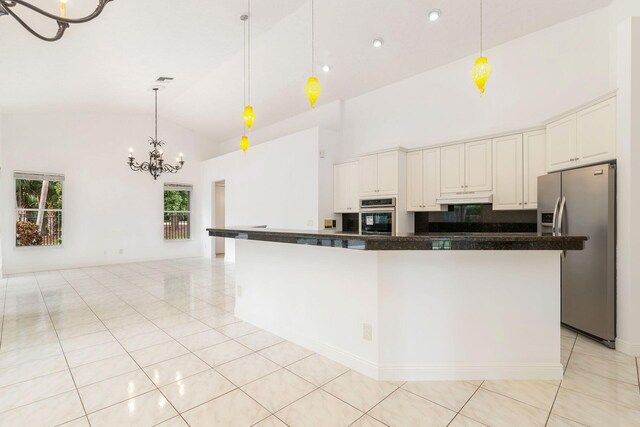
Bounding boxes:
154 88 158 141
480 0 483 56
311 0 315 75
248 0 251 106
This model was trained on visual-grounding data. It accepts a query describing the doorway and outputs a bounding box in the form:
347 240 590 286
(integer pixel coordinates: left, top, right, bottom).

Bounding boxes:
214 181 226 256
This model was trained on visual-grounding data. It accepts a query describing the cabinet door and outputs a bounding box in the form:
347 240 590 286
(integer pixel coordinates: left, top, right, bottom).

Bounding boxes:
546 114 577 172
523 130 546 210
492 135 523 210
465 139 492 192
406 151 424 211
376 151 399 195
333 164 347 213
422 148 442 211
345 161 360 211
440 143 465 194
358 154 378 196
577 98 616 166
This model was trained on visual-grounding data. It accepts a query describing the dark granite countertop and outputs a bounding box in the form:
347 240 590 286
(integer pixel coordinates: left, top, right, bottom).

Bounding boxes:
207 227 587 251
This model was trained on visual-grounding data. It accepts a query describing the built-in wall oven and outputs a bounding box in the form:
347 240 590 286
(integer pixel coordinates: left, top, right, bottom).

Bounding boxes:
360 198 396 236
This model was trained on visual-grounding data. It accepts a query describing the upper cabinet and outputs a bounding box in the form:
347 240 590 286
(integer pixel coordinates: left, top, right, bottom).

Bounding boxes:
576 97 616 166
441 139 492 194
546 97 616 172
523 130 546 209
334 161 359 213
492 134 523 210
406 148 443 212
440 144 465 193
359 150 399 196
492 131 545 211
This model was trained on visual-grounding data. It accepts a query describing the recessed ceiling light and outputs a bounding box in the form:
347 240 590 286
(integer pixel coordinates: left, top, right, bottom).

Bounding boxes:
322 65 332 73
372 38 384 48
428 9 442 21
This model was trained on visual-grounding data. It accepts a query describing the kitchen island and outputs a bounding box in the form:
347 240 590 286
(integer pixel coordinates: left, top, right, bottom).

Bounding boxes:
208 227 587 381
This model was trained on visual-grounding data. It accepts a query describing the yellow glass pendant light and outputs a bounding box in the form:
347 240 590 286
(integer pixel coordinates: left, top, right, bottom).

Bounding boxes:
240 135 250 153
242 105 255 128
305 77 321 108
471 57 492 94
305 0 321 109
471 0 492 94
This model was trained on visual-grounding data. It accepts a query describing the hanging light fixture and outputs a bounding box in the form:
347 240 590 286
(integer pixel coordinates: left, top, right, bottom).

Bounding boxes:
470 0 492 95
239 5 252 152
304 0 321 109
0 0 113 42
127 87 184 180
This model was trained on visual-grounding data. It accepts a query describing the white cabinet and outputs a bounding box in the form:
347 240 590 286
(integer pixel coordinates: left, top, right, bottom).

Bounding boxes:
465 139 492 192
577 97 616 166
523 130 546 209
333 161 359 213
492 131 546 211
440 144 465 193
546 97 616 172
546 115 577 172
493 134 523 211
358 150 399 196
406 148 443 211
441 140 492 194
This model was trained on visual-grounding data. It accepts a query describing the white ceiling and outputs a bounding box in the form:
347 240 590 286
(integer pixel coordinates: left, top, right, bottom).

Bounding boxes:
0 0 612 144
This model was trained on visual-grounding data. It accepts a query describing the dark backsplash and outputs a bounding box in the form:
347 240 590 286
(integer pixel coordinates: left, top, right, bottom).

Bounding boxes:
415 204 537 233
342 213 360 233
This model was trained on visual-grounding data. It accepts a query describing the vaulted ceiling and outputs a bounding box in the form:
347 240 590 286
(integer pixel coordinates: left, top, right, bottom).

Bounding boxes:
0 0 612 144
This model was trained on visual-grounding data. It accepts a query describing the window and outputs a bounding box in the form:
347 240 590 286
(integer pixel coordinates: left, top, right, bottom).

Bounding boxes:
15 172 64 247
164 183 192 240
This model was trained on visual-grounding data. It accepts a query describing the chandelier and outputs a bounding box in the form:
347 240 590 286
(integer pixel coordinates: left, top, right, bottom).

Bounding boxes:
128 88 184 181
0 0 112 42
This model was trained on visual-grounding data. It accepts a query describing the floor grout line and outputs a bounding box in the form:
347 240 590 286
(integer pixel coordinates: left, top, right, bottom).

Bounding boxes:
33 273 91 422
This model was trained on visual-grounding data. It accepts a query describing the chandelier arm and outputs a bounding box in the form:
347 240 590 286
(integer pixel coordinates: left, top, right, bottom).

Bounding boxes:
0 0 113 25
0 2 68 41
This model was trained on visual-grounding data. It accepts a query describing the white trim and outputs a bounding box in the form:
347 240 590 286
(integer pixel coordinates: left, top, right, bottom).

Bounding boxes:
378 363 563 381
14 171 65 182
615 337 640 357
543 90 618 124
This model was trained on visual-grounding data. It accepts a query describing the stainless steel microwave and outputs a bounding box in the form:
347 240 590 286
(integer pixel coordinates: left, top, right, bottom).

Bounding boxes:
360 198 396 236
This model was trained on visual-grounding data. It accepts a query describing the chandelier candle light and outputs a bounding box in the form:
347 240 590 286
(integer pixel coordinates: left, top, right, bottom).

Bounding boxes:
128 87 184 180
0 0 113 42
304 0 321 108
470 0 492 94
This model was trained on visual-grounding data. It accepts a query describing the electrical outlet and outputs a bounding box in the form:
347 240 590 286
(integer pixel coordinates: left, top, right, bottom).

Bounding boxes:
319 149 326 158
307 219 314 226
119 249 123 255
103 250 108 255
363 323 373 341
237 286 243 297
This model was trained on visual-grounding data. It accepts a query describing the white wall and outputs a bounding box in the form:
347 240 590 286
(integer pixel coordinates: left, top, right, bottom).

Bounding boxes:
210 8 612 161
615 16 640 355
1 113 210 274
340 8 612 157
201 127 332 261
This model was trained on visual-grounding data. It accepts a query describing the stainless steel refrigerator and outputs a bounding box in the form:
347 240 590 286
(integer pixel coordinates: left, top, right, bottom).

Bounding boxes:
538 163 616 348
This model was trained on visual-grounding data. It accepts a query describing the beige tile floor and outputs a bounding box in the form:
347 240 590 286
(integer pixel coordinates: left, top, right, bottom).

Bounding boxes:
0 257 639 427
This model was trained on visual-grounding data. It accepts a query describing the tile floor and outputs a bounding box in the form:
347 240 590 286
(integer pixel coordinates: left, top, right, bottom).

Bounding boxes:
0 257 639 427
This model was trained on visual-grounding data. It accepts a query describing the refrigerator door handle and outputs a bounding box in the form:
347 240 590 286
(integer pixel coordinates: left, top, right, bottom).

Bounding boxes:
552 197 561 235
557 196 567 236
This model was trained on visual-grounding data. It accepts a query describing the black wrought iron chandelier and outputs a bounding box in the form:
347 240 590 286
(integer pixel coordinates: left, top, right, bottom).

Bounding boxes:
128 88 185 181
0 0 112 42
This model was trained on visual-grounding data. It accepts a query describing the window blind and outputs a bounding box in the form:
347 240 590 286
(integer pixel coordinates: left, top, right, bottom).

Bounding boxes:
164 183 193 192
14 171 65 182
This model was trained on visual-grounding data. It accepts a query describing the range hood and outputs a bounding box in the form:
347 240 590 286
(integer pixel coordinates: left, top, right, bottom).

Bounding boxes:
436 191 493 205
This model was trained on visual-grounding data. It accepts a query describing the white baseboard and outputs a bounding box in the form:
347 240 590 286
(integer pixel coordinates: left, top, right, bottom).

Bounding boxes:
616 337 640 357
378 363 564 381
237 312 564 381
